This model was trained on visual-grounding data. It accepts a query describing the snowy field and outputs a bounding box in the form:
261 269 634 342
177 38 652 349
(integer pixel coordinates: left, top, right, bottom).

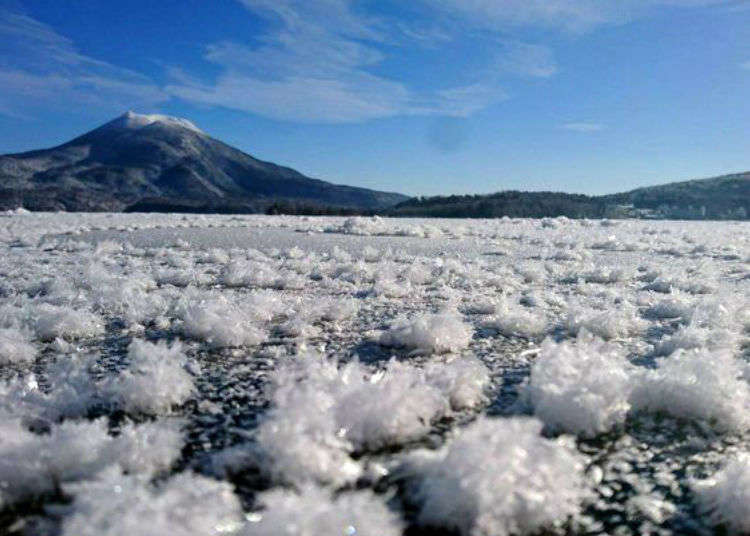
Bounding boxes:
1 211 749 536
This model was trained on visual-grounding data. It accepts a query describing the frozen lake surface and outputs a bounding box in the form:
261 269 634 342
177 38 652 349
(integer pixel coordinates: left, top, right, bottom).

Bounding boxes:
1 211 749 536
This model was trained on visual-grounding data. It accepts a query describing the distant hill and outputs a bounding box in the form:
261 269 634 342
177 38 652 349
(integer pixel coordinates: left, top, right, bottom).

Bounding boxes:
387 172 750 220
0 112 408 212
601 171 750 219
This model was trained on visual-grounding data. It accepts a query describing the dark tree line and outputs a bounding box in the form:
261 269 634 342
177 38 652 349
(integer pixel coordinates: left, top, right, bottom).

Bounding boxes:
383 191 606 219
264 200 374 216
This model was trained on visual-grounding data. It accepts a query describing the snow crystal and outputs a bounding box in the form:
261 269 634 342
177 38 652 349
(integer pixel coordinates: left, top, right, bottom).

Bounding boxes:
248 485 402 536
693 454 750 535
379 313 472 354
643 295 694 321
463 297 499 315
0 327 36 364
326 216 385 236
424 356 490 411
155 267 208 287
180 296 265 348
402 263 433 285
2 212 750 534
582 266 628 284
0 417 58 507
332 360 449 451
93 240 123 256
220 259 291 289
33 304 104 341
200 248 230 264
61 468 242 536
0 418 183 508
371 277 412 298
252 353 490 486
563 304 646 340
84 263 166 326
4 354 101 421
111 420 184 475
282 245 306 259
482 299 547 339
255 388 362 486
523 334 634 436
515 263 546 283
318 297 359 321
630 349 750 432
104 339 196 415
362 245 380 262
653 322 738 356
406 417 588 536
276 317 320 339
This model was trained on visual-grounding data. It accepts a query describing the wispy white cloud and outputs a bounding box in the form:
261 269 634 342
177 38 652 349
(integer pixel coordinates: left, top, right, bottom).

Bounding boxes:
0 0 730 125
561 122 605 132
165 0 512 122
418 0 731 33
165 0 726 123
496 42 558 78
168 73 412 123
0 10 165 117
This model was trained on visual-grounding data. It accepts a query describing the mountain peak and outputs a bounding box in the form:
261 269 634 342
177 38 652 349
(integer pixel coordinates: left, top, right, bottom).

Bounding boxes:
107 111 204 134
0 113 409 212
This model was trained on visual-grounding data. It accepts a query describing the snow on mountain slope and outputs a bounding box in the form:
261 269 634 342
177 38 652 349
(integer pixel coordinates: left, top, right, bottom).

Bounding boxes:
105 111 205 134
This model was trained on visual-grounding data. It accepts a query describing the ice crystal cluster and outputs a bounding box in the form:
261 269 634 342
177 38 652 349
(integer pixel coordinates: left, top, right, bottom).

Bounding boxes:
0 211 748 535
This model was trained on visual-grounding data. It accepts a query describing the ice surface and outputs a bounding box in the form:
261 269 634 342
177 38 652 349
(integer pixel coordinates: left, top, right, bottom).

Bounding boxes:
0 212 748 535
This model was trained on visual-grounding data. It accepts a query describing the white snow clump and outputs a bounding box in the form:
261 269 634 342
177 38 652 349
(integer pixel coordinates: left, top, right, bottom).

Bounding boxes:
61 468 241 536
246 485 402 536
104 339 196 414
33 304 104 341
523 333 634 436
631 348 750 432
406 417 588 536
379 313 472 354
180 296 265 348
0 327 36 364
693 454 750 535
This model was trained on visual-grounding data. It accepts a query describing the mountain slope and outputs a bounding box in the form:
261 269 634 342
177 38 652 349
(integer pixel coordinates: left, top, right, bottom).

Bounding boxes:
0 112 408 212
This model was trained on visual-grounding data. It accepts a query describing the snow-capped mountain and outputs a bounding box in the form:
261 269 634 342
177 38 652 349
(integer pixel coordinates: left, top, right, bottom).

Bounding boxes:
0 112 408 212
103 111 204 134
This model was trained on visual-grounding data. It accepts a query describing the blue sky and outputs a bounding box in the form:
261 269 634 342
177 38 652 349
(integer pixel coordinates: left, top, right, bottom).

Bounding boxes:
0 0 748 196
